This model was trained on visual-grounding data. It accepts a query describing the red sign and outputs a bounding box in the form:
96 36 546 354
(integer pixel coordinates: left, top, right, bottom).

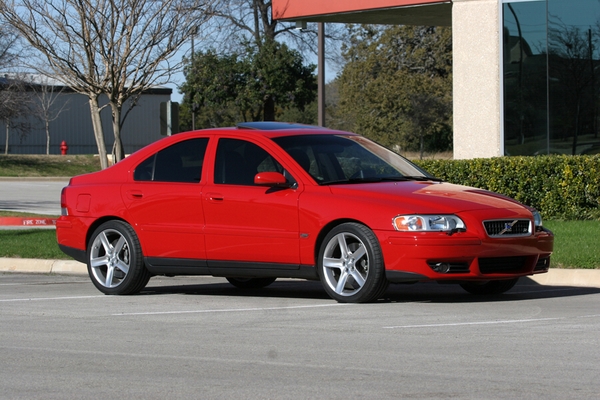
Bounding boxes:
272 0 447 20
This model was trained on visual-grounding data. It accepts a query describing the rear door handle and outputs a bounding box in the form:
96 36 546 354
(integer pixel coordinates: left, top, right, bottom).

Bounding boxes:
126 190 143 199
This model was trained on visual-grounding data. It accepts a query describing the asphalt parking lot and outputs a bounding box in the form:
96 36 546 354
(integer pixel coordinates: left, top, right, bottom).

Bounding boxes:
1 273 599 399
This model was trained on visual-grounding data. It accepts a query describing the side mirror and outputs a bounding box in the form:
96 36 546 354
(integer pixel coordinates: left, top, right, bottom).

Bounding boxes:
254 172 289 187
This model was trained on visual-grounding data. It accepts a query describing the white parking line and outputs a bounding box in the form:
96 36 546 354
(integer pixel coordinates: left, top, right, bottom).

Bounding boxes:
383 317 561 329
0 295 105 302
114 303 349 316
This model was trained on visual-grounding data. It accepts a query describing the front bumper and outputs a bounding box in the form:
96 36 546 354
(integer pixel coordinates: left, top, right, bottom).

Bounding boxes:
377 228 554 283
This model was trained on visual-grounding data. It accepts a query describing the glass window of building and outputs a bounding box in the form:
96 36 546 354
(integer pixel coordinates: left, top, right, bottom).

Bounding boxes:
503 0 600 155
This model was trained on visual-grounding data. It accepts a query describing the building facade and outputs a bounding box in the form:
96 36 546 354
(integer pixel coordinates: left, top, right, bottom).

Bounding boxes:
273 0 600 158
1 82 173 155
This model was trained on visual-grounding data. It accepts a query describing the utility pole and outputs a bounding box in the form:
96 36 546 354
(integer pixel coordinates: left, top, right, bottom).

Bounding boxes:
318 23 325 127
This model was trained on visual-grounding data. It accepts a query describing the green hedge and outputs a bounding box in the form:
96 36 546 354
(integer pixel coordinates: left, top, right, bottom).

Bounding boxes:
413 155 600 220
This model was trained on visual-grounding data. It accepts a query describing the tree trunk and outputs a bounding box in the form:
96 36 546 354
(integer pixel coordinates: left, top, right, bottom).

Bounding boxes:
263 95 275 121
88 96 109 169
110 103 125 162
4 123 8 155
46 119 50 155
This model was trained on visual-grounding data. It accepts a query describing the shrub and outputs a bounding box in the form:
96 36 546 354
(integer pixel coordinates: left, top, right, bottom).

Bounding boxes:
414 155 600 220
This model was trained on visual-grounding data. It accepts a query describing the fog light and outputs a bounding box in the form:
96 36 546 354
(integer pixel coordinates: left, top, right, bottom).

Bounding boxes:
430 262 451 273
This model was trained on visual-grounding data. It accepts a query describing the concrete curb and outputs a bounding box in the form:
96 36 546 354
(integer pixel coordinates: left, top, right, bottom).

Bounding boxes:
527 269 600 288
0 258 86 275
1 257 600 288
0 177 71 182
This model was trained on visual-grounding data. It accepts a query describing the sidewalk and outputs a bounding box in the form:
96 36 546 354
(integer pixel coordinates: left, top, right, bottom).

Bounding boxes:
1 257 600 288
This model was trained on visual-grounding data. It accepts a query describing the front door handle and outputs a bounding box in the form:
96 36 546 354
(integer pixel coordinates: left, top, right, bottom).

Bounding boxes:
205 192 224 201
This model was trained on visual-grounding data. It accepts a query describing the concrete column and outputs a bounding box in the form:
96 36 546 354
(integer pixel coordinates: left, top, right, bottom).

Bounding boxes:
452 0 502 159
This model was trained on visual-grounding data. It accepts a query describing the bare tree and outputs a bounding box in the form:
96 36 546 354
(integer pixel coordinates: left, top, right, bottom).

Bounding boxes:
1 0 215 168
0 75 32 154
29 76 69 155
0 24 19 70
199 0 346 62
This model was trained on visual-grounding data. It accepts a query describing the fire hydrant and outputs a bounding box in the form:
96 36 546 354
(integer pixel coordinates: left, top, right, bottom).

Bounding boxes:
60 140 68 155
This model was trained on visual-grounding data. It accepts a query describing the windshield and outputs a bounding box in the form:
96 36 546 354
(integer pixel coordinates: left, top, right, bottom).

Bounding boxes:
272 134 436 185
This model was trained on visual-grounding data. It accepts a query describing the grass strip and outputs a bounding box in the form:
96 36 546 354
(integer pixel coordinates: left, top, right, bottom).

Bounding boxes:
0 154 100 177
544 220 600 269
0 229 68 260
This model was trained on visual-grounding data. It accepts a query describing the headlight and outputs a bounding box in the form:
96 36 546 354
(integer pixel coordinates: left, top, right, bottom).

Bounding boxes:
532 210 543 228
393 215 466 232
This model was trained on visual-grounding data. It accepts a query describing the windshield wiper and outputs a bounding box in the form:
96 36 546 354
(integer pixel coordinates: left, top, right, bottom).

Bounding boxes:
402 175 443 182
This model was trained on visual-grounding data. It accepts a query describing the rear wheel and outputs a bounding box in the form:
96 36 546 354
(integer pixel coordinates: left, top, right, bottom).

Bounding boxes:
460 278 519 295
225 277 277 289
318 223 388 303
87 220 150 295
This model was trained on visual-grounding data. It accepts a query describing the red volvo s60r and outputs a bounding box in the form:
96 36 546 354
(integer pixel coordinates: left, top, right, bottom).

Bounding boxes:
56 122 553 302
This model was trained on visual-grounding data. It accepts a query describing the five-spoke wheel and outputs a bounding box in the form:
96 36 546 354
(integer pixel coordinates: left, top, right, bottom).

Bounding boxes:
318 223 388 303
87 220 150 295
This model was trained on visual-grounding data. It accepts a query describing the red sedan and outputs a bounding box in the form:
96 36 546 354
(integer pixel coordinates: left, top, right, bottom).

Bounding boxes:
56 122 553 302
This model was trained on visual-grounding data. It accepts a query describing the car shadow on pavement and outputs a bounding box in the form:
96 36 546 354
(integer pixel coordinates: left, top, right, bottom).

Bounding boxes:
139 277 600 303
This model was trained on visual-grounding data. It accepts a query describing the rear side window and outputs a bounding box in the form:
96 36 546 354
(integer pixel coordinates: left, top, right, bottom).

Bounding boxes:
134 138 208 183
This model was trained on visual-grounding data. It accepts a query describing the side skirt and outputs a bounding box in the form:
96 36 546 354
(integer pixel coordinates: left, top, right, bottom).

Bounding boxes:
144 257 318 280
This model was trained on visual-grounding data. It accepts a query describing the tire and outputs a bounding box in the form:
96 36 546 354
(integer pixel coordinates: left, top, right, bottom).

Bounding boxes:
225 277 277 289
460 278 519 295
318 223 388 303
87 220 150 295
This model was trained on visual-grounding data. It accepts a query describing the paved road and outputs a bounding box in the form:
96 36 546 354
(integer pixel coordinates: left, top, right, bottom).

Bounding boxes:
1 273 599 399
0 179 68 215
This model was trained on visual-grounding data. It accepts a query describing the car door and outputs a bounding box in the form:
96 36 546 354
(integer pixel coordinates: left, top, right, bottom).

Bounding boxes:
202 137 302 267
121 137 209 260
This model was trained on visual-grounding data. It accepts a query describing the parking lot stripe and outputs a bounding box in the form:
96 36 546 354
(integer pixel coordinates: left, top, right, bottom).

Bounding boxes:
383 317 561 329
114 303 349 316
0 295 105 302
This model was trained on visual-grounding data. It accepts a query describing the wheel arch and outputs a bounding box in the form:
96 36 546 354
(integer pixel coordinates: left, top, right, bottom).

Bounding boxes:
85 216 136 252
313 218 373 266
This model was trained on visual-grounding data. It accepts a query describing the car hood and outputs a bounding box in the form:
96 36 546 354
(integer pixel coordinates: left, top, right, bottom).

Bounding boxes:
327 181 529 214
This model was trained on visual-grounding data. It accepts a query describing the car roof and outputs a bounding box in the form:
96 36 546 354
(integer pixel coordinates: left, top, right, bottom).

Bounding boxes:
233 121 354 138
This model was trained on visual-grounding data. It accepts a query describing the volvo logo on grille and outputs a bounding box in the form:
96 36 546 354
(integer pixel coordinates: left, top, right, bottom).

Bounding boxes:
499 220 518 235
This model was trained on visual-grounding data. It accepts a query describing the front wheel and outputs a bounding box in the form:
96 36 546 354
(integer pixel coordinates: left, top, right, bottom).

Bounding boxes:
87 220 150 295
460 278 519 295
318 223 388 303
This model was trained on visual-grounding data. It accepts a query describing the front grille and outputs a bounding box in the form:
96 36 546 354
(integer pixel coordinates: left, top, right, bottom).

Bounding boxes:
483 219 531 237
479 256 527 274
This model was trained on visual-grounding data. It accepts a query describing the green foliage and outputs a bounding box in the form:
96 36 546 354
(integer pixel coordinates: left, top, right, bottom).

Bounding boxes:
415 155 600 220
332 25 453 154
544 220 600 269
179 40 316 130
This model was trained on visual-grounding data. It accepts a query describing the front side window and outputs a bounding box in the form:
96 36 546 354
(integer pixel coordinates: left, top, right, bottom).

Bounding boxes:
214 138 286 185
134 138 208 183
